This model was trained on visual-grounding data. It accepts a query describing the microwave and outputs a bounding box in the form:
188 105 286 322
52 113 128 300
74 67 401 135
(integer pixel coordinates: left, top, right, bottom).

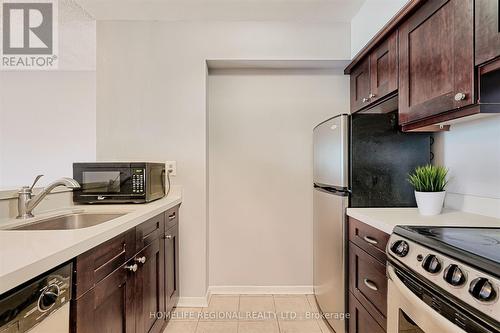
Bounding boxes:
73 162 165 204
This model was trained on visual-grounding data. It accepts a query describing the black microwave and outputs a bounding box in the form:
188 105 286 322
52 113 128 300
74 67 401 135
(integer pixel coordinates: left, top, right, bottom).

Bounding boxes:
73 162 165 204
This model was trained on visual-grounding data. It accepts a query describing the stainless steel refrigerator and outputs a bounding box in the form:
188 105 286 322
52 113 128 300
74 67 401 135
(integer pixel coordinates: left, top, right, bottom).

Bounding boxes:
313 112 430 333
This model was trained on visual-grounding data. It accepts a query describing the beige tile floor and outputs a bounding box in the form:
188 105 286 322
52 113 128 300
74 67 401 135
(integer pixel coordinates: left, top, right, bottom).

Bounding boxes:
163 294 335 333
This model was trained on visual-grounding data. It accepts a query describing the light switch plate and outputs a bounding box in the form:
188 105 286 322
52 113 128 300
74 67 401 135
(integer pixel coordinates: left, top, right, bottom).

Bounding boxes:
166 161 177 176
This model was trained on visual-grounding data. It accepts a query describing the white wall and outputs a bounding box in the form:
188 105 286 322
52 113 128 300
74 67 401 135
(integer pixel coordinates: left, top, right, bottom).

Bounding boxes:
434 117 500 218
350 0 408 57
97 20 350 301
0 1 96 188
208 70 348 289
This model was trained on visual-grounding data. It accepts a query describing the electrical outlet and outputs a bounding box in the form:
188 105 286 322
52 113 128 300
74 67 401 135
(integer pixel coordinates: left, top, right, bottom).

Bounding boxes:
166 161 177 176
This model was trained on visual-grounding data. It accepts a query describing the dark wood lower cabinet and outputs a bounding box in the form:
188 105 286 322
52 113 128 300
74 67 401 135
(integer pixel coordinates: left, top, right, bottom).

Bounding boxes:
71 262 135 333
349 293 385 333
165 224 179 314
135 239 165 333
348 218 389 333
71 205 181 333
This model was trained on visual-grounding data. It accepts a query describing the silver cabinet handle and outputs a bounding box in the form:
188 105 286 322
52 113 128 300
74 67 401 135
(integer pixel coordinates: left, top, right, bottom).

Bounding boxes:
362 97 369 103
368 93 376 99
124 264 138 272
363 236 378 245
454 92 466 101
165 235 173 240
364 278 378 291
168 212 176 220
135 256 146 264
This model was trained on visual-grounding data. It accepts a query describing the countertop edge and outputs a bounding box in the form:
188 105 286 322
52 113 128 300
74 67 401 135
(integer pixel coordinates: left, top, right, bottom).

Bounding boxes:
0 195 182 295
346 207 500 236
346 208 394 234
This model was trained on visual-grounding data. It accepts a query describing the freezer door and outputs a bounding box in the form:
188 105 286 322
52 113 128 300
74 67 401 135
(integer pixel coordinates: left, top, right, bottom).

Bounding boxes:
313 187 347 333
313 115 349 188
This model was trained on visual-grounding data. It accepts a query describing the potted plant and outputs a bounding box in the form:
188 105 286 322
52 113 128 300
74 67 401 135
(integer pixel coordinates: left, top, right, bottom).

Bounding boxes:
408 165 448 216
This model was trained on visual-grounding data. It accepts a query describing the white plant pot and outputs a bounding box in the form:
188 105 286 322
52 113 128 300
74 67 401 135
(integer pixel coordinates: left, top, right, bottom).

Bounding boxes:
414 191 446 216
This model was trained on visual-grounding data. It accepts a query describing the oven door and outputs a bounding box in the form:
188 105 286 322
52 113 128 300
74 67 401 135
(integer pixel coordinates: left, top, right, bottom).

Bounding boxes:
387 265 466 333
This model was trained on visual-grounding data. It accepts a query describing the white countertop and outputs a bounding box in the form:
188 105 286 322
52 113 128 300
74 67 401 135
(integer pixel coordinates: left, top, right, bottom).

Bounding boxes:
0 188 182 295
347 208 500 234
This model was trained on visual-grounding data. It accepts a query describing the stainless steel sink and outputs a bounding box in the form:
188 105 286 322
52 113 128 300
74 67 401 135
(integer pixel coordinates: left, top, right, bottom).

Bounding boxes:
11 213 126 230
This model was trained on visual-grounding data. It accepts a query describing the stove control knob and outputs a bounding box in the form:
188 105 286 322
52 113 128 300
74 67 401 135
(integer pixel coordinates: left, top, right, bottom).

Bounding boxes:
443 264 466 286
469 278 497 302
390 240 410 257
422 254 442 274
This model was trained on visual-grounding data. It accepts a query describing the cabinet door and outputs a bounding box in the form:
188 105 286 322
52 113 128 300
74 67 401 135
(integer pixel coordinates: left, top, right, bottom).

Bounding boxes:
398 0 474 125
165 224 180 314
476 0 500 65
72 263 135 333
350 58 371 113
348 293 385 333
369 31 398 103
135 238 165 333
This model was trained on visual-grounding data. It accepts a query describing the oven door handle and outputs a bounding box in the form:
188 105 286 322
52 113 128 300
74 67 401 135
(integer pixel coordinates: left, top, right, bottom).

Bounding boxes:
387 265 467 333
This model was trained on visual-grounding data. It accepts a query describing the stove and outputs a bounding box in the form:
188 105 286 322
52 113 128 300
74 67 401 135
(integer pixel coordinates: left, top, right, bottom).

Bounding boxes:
387 226 500 333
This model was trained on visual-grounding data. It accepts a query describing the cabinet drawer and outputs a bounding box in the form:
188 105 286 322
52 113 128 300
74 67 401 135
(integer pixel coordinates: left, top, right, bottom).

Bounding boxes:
165 205 179 230
348 292 385 333
73 229 136 298
349 243 387 330
348 217 389 263
136 213 164 250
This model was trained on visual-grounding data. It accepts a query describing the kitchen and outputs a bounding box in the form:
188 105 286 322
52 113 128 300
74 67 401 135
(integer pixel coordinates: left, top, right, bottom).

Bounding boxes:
0 0 499 333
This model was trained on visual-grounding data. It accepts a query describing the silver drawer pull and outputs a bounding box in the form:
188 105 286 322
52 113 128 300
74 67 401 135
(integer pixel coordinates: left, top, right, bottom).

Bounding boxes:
124 264 138 273
135 256 146 264
364 278 378 291
363 236 378 245
165 235 173 240
454 92 466 101
168 212 176 220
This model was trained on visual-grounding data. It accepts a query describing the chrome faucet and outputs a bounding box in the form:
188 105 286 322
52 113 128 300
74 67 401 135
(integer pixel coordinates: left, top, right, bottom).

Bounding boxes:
17 175 81 219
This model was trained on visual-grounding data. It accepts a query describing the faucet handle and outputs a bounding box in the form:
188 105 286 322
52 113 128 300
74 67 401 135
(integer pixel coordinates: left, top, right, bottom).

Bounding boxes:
29 175 44 191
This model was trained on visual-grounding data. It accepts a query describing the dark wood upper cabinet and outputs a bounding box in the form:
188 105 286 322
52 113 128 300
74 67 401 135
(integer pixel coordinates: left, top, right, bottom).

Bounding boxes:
350 58 371 113
350 32 398 114
165 223 180 314
398 0 474 125
135 239 165 333
369 31 398 104
476 0 500 66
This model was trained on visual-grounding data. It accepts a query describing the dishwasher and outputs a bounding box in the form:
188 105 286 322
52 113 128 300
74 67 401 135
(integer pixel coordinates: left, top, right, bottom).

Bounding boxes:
0 263 72 333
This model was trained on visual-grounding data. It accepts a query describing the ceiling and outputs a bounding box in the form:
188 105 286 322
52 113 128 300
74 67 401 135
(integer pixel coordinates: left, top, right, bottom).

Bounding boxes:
74 0 366 22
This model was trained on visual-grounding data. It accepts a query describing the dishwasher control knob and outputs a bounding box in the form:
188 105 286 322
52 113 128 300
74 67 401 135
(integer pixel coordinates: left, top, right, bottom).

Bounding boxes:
469 278 497 302
422 255 442 274
38 284 60 312
390 240 410 257
443 264 466 286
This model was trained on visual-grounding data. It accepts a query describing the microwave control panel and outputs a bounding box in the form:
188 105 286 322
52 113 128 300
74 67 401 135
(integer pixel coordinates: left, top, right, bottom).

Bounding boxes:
132 169 145 193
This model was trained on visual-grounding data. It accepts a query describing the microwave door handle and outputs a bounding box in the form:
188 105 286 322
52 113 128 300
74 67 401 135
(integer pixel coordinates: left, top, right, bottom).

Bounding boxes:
386 265 467 333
